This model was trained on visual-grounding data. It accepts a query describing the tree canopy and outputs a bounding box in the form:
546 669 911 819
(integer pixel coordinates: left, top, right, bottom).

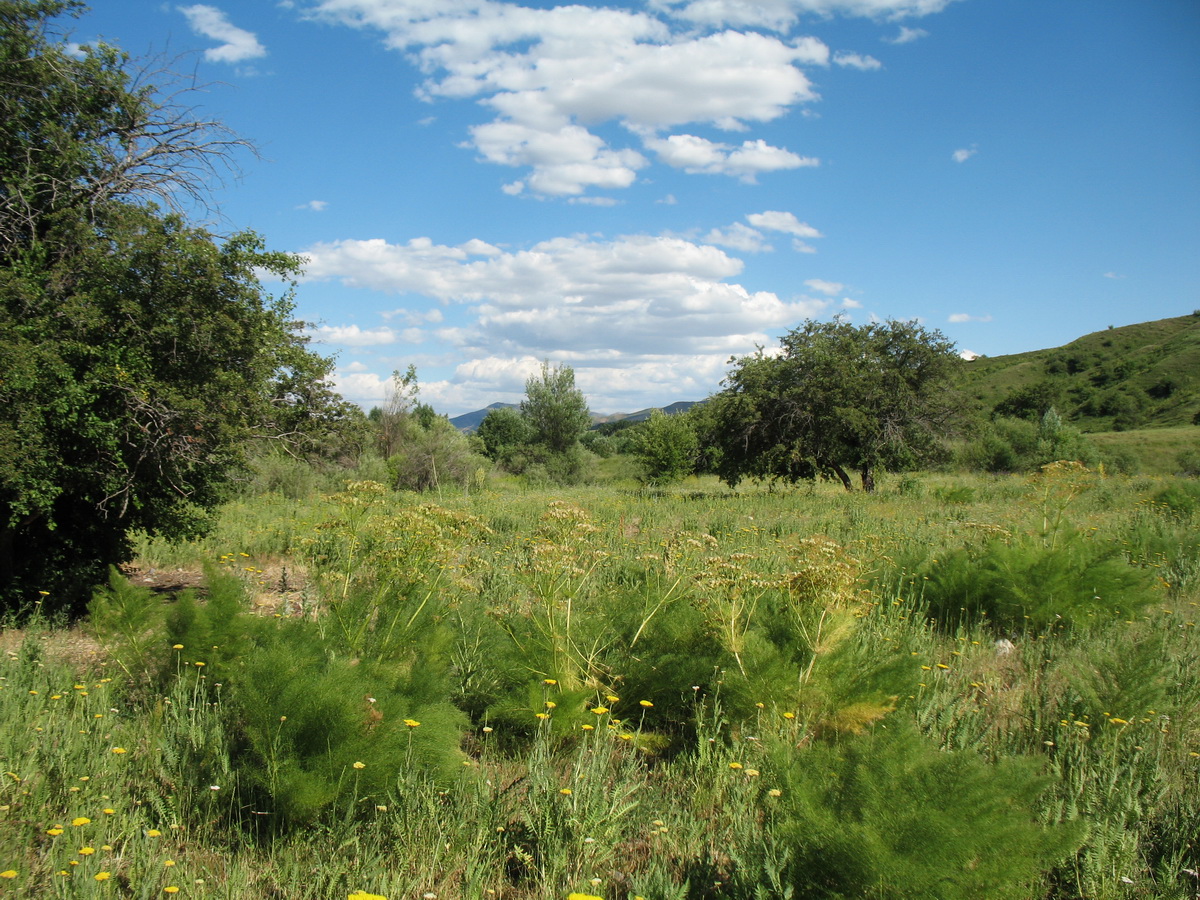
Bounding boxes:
0 0 348 613
520 361 591 455
706 318 961 492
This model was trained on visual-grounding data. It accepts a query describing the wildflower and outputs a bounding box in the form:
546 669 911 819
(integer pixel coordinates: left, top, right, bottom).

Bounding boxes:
545 701 557 709
404 719 421 728
767 788 783 797
164 860 175 867
111 747 127 755
560 788 572 795
782 712 795 720
590 706 609 715
172 644 183 650
0 870 16 879
745 769 760 777
95 872 111 881
47 828 64 836
536 712 551 720
79 848 96 856
619 733 633 741
165 888 180 894
543 679 558 685
639 700 653 708
146 829 162 837
605 694 620 703
568 894 604 900
581 724 595 731
729 762 743 770
101 845 112 851
348 892 387 900
72 817 91 826
102 809 115 815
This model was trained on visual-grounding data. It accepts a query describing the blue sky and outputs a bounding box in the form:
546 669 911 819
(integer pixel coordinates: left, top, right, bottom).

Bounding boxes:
68 0 1198 415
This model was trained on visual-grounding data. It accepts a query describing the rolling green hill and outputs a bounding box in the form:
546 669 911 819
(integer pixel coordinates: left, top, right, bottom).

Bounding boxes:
957 312 1200 432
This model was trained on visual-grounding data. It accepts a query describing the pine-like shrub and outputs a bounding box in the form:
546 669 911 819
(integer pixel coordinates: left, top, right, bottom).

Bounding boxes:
769 721 1084 899
916 531 1161 632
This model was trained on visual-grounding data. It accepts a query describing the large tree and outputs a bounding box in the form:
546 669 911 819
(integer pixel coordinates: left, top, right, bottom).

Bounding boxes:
520 361 591 454
707 318 961 492
0 0 345 613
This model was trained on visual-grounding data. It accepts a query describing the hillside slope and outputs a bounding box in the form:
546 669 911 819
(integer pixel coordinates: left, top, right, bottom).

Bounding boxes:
956 312 1200 430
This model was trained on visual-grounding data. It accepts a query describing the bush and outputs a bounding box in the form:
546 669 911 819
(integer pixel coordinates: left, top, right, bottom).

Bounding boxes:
770 720 1083 899
914 531 1162 632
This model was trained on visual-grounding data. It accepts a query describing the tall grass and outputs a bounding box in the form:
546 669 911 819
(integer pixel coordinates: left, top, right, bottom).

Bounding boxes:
2 466 1197 898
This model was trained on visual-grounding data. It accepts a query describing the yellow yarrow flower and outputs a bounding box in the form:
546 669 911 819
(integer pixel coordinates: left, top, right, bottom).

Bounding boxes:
94 872 111 881
0 870 17 879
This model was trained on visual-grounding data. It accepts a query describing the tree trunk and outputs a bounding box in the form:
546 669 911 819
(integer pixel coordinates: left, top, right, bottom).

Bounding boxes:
831 464 854 492
860 465 875 493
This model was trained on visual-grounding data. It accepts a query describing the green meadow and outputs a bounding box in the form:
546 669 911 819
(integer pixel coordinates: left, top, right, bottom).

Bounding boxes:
2 465 1197 899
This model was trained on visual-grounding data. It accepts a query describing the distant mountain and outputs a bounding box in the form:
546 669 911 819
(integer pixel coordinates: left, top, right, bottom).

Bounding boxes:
957 313 1200 430
450 400 699 432
448 402 518 432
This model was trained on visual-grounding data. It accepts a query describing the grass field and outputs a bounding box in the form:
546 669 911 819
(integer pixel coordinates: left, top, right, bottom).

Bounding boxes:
2 466 1198 899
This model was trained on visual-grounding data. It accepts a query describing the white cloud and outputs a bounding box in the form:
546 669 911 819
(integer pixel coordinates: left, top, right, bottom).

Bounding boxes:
648 134 818 182
1102 271 1126 279
703 223 771 253
886 25 928 43
300 232 827 365
833 51 882 70
179 5 266 63
311 324 406 346
746 210 823 239
952 145 978 163
648 0 961 29
804 278 844 295
947 312 992 323
307 0 826 195
296 200 328 211
841 297 862 309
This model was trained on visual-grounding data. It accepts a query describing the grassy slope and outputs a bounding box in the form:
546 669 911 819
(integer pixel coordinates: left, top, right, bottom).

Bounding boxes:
956 312 1200 430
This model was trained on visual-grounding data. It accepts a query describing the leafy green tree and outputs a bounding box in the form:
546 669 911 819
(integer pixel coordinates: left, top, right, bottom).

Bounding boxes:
0 1 344 613
520 361 591 454
707 318 960 491
476 406 530 464
632 410 698 485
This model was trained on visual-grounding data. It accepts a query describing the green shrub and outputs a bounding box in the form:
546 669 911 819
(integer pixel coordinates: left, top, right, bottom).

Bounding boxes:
915 531 1162 632
769 720 1083 899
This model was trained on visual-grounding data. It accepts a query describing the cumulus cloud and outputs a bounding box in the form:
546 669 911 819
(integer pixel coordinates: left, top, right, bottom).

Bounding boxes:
296 200 328 211
306 0 827 195
648 0 961 29
804 278 844 295
833 51 882 70
179 5 266 63
702 223 772 253
952 145 978 163
947 312 992 323
887 25 929 43
648 135 818 182
746 210 823 239
301 231 827 367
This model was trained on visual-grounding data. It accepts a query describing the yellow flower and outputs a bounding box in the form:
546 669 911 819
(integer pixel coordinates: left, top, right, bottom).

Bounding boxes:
352 761 366 770
47 827 64 836
102 809 115 815
605 694 620 703
0 870 16 879
619 733 633 741
559 788 572 795
111 747 128 755
590 706 609 715
536 712 551 720
544 701 557 709
581 724 594 731
568 893 604 900
72 817 91 827
79 848 95 856
404 719 421 728
782 712 796 720
543 679 558 685
94 872 111 881
146 829 162 837
165 888 180 894
348 892 387 900
164 860 176 867
767 788 783 797
639 700 653 708
729 762 743 770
